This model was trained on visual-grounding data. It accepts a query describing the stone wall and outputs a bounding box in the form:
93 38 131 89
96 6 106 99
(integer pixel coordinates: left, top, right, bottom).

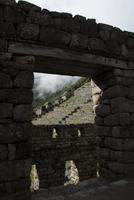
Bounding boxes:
0 0 134 63
93 68 134 179
0 60 34 199
32 124 96 188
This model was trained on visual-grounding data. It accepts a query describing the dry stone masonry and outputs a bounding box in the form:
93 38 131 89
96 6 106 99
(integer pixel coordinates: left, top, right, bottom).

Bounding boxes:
32 124 96 188
0 0 134 199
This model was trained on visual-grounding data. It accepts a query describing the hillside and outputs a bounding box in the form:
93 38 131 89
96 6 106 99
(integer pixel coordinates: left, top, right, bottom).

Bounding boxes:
32 78 95 125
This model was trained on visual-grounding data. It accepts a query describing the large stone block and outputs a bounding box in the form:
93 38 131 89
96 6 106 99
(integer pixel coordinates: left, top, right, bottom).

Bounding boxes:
110 150 134 163
95 105 110 117
104 113 131 126
0 145 8 160
95 126 110 137
108 162 134 176
0 123 32 143
111 97 134 113
17 23 39 40
104 41 120 55
0 89 33 104
81 20 98 37
103 85 126 99
105 137 134 151
8 144 16 160
0 159 31 181
0 22 16 37
111 29 127 44
70 34 88 49
111 126 134 138
16 142 31 159
88 38 104 52
18 1 41 12
0 7 3 21
0 0 15 6
14 71 34 88
0 103 13 118
13 104 32 122
0 72 12 88
0 38 7 52
127 37 134 48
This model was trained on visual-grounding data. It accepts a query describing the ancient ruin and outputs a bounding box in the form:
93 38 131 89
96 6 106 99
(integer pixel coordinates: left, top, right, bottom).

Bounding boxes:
1 0 134 199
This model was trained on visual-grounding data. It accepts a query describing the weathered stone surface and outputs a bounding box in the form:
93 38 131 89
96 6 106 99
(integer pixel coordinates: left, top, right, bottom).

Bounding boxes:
0 6 3 21
17 24 39 40
0 22 16 37
103 85 126 99
110 150 134 163
13 104 32 122
105 137 134 151
95 105 110 117
0 0 15 6
0 123 32 143
111 126 134 138
104 113 131 126
111 97 134 113
0 89 33 104
108 162 134 175
8 144 16 160
127 37 134 48
14 71 34 88
18 1 41 12
111 29 126 44
0 145 7 160
81 20 98 37
0 159 31 181
0 72 12 88
0 38 7 52
105 41 120 55
95 126 110 137
16 142 31 159
0 103 13 118
89 38 104 52
95 116 104 125
70 34 88 49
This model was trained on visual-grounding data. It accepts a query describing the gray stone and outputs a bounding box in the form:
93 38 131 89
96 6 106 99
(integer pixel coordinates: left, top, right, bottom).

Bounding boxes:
111 29 126 44
0 22 16 37
18 1 41 12
17 23 39 40
105 137 134 151
16 142 31 159
104 113 131 126
0 38 7 52
111 126 134 138
81 20 98 37
0 123 32 143
70 34 88 49
110 179 128 187
95 126 110 137
0 145 8 160
14 71 34 88
110 151 134 163
0 159 31 181
88 38 104 52
108 162 134 176
0 103 13 118
105 41 120 55
0 72 12 88
13 104 32 122
0 6 3 21
8 144 16 160
95 116 104 125
95 105 110 117
0 89 33 104
111 97 134 113
0 0 15 5
127 37 134 48
103 85 126 99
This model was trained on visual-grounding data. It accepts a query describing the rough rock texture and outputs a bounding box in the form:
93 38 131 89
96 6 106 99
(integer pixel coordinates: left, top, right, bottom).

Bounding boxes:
32 124 96 188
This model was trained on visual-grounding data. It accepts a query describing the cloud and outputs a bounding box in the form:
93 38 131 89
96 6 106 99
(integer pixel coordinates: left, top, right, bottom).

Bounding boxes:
33 73 80 99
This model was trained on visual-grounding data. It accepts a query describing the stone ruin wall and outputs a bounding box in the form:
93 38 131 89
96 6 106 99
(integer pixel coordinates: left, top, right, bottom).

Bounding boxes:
32 124 96 188
0 0 134 199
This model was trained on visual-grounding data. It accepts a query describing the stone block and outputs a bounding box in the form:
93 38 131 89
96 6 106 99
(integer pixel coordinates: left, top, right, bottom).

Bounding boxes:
104 41 120 55
0 72 12 88
95 116 104 125
111 97 134 113
108 162 134 176
0 89 33 104
111 126 134 138
8 144 16 160
0 7 3 21
103 85 126 99
18 1 41 12
14 71 34 88
0 123 32 143
104 113 131 126
81 20 98 37
110 150 134 163
0 22 16 37
88 38 104 52
0 103 13 119
105 137 134 151
17 23 39 40
0 0 15 6
111 29 127 44
4 6 25 24
70 34 88 49
127 37 134 48
95 126 110 137
16 142 31 159
0 159 31 181
13 104 32 122
67 18 80 33
95 105 110 116
27 11 52 26
0 38 7 52
0 145 8 160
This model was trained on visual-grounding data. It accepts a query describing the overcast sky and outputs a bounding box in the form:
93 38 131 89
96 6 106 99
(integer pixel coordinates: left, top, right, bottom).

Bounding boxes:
16 0 134 97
